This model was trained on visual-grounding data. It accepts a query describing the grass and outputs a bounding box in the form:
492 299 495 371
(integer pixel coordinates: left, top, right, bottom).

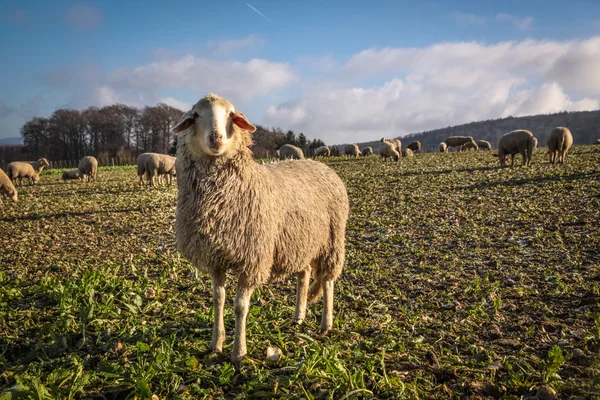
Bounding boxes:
1 147 599 399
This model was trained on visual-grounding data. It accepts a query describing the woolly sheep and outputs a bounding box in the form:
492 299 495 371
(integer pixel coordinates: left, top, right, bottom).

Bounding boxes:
78 156 98 182
361 147 373 156
407 141 421 153
381 137 401 154
461 142 479 151
379 141 400 161
546 127 573 164
496 130 536 167
0 168 18 203
279 144 304 160
171 93 349 367
137 153 177 186
6 158 49 186
344 144 360 157
445 136 477 151
62 169 83 181
402 148 413 157
439 142 448 153
314 146 331 158
476 140 492 151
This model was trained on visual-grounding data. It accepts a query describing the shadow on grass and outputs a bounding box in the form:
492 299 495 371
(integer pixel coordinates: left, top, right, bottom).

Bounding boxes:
460 171 599 190
0 204 173 222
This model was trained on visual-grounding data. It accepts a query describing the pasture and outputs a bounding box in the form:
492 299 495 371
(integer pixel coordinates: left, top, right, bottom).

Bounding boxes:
1 147 599 399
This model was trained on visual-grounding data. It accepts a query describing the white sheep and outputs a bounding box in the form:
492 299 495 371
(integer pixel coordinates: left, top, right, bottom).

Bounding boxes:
546 127 573 164
6 158 50 186
172 93 349 367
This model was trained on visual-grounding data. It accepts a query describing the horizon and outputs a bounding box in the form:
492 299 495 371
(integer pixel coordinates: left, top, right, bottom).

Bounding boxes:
1 0 599 144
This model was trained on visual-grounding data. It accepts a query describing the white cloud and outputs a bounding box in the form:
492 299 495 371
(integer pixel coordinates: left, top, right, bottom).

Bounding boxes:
160 97 192 111
496 13 534 30
450 12 486 25
266 37 600 143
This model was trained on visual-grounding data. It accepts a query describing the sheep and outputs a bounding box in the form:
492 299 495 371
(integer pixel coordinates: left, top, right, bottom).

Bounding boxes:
62 169 83 181
461 142 479 151
171 93 349 367
445 136 477 151
136 153 177 186
274 149 280 159
476 140 492 151
314 146 331 158
546 127 573 164
402 148 413 157
6 158 49 186
0 168 18 203
361 147 373 156
344 144 360 157
379 141 400 161
78 156 98 182
496 130 536 167
439 142 448 153
407 141 422 153
279 144 304 160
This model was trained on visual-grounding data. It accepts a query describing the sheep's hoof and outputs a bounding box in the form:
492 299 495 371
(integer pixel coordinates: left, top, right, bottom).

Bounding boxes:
292 317 304 325
232 355 245 371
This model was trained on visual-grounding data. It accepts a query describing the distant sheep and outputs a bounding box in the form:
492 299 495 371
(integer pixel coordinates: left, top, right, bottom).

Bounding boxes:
546 127 573 164
314 146 331 158
439 143 448 153
407 141 421 153
476 140 492 151
62 169 83 181
379 141 400 161
0 168 18 203
171 93 348 367
402 148 413 157
445 136 477 151
279 144 304 160
361 147 373 156
496 130 536 167
381 138 401 154
461 142 479 151
137 153 177 186
344 144 360 157
6 158 50 186
78 156 98 182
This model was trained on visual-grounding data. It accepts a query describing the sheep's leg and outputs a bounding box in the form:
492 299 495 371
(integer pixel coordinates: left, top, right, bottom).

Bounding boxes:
209 269 226 352
510 155 515 167
321 280 334 333
293 270 309 324
232 281 255 366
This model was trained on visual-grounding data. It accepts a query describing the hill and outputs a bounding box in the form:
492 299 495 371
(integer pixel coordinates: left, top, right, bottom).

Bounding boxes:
343 109 600 152
0 137 24 146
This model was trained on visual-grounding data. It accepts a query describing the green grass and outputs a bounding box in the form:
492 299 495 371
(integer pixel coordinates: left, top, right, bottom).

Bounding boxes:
1 147 599 399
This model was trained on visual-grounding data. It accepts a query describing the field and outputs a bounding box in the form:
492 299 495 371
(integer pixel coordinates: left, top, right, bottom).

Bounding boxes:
1 147 599 399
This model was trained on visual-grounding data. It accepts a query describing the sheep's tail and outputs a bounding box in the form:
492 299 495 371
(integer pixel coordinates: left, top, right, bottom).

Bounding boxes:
557 132 566 151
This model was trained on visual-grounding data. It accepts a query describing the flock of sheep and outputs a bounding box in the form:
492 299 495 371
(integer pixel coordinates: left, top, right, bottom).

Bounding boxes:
0 92 581 371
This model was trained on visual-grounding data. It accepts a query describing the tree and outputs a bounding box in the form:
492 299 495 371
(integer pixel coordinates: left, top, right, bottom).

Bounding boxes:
297 133 307 148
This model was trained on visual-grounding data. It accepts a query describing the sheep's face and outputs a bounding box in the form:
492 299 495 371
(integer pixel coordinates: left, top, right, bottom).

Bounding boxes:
172 94 256 158
39 158 50 168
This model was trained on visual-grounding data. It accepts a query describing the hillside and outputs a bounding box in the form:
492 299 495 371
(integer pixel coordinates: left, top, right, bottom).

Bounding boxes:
343 109 600 152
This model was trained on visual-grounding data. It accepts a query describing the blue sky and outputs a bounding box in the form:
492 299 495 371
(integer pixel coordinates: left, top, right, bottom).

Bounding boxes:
1 0 599 143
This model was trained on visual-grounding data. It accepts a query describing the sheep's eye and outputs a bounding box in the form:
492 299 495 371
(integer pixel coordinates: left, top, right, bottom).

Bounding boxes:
192 111 199 119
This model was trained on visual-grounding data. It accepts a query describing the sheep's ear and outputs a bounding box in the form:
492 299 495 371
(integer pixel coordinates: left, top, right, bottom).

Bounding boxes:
231 111 256 133
172 110 196 133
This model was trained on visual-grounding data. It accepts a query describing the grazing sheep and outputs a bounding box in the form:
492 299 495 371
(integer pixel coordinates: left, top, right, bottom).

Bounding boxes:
439 142 448 153
361 147 373 156
407 141 422 153
461 142 479 151
0 168 18 203
402 148 414 157
476 140 492 151
546 127 573 164
78 156 98 182
344 144 360 157
379 141 400 161
62 169 83 181
445 136 477 151
381 137 402 154
172 93 349 367
6 158 49 186
279 144 304 160
137 153 177 186
496 130 536 167
314 146 331 158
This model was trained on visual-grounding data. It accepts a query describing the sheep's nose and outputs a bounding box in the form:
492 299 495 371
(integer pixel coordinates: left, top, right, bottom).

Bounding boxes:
210 131 223 145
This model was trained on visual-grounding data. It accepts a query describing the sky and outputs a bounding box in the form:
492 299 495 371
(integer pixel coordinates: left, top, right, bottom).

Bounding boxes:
1 0 599 144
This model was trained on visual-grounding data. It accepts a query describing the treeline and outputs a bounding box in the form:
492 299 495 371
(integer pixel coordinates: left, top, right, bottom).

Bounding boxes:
9 103 328 165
